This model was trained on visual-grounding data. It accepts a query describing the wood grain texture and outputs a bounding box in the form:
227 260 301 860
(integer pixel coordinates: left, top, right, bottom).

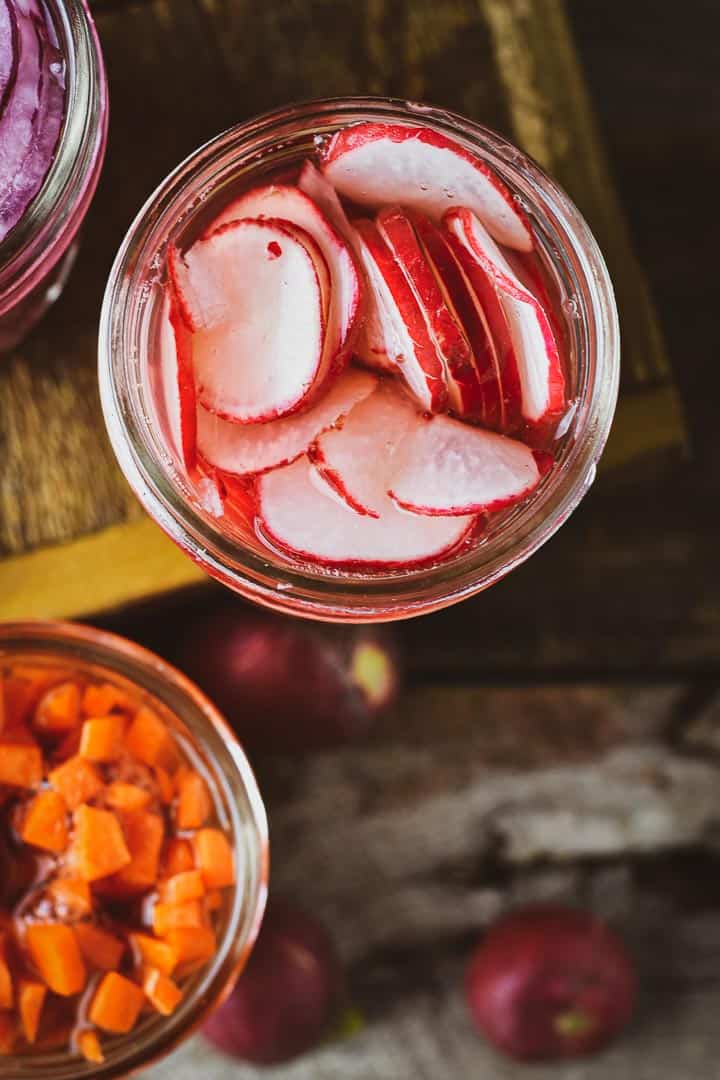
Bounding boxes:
145 681 720 1079
0 0 685 617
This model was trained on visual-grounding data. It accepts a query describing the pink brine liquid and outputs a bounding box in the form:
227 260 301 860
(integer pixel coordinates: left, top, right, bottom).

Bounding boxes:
154 122 573 575
0 0 65 242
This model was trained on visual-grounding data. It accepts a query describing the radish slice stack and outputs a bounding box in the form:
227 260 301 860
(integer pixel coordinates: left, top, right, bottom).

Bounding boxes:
161 121 567 570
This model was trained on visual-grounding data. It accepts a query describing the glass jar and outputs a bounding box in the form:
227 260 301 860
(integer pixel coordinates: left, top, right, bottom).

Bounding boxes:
99 97 619 623
0 0 108 352
0 619 269 1079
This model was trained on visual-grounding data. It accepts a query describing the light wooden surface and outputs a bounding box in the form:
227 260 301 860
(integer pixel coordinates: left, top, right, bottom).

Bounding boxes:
0 0 684 618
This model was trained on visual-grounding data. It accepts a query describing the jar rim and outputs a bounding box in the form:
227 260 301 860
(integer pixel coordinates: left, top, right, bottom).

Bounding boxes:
0 618 269 1079
99 96 620 623
0 0 108 312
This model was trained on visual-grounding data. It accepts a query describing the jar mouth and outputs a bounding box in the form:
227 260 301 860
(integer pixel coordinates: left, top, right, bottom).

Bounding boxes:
99 96 620 622
0 0 108 311
0 619 269 1080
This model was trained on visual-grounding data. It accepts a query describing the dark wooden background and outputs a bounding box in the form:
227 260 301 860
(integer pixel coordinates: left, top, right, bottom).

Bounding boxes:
12 0 720 1075
93 3 720 1078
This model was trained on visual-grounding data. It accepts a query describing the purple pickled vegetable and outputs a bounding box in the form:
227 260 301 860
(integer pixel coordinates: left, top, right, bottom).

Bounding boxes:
0 0 65 243
0 1 20 122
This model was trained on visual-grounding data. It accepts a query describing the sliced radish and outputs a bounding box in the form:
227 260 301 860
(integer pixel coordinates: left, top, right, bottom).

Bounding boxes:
410 211 504 429
388 413 541 516
310 380 421 517
157 291 197 469
352 219 447 412
297 161 401 377
354 305 400 374
321 122 533 252
442 225 519 431
444 208 565 426
297 160 354 244
175 218 329 424
208 181 361 354
197 367 377 476
504 247 566 345
257 455 475 569
376 206 481 419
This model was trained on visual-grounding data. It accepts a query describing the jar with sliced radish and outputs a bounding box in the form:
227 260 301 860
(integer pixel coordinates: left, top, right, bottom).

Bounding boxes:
100 98 619 621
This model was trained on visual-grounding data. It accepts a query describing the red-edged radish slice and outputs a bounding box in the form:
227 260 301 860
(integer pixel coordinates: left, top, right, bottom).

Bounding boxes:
298 161 400 377
388 413 541 516
410 211 504 428
352 219 447 412
376 206 480 419
442 225 520 431
297 160 353 244
209 182 361 352
197 367 377 476
176 218 330 424
257 455 475 569
157 292 197 469
444 208 565 426
321 122 533 252
310 380 420 517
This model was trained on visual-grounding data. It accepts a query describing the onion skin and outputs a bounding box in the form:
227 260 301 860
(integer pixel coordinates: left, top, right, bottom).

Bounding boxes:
174 610 400 753
202 898 343 1064
465 905 638 1062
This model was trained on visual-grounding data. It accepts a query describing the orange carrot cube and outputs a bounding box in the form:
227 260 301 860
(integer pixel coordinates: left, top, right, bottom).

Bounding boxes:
82 683 133 717
205 889 223 913
72 805 131 882
160 869 205 905
175 768 212 830
110 811 164 893
0 742 42 788
25 924 86 996
125 706 175 768
0 935 13 1009
4 666 68 727
129 933 178 976
89 972 145 1034
77 1028 104 1063
18 979 47 1043
33 681 81 734
74 923 125 971
165 926 216 970
105 782 152 813
143 967 183 1016
21 791 69 853
162 838 194 877
192 828 235 889
79 715 125 762
48 877 92 918
154 766 174 804
48 755 103 810
153 899 204 937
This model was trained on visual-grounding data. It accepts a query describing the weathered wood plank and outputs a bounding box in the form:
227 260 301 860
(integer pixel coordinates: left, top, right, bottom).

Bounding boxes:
147 682 720 1079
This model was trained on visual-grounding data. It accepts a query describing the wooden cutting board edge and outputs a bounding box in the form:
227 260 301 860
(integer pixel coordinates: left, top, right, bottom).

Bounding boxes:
0 517 205 620
0 383 684 622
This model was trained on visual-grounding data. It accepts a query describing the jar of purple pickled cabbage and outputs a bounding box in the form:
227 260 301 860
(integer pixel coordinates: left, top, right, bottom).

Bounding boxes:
0 0 107 351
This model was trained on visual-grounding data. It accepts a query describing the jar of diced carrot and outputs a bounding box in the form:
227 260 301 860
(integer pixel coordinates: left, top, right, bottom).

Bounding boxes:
0 621 268 1077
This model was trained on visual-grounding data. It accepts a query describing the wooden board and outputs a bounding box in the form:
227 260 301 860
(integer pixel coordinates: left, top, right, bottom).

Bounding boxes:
0 0 685 618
